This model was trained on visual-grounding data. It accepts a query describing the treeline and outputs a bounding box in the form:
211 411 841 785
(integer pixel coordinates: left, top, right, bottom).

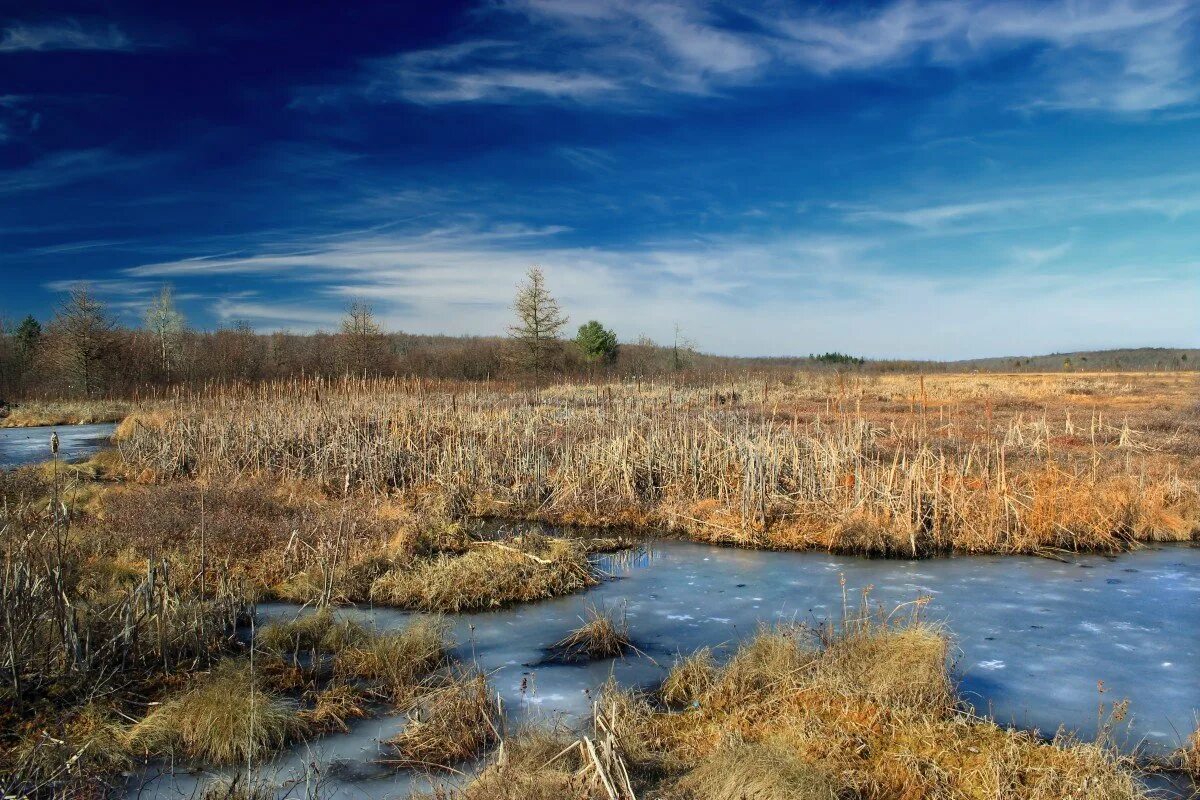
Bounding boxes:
0 277 795 399
6 272 1187 400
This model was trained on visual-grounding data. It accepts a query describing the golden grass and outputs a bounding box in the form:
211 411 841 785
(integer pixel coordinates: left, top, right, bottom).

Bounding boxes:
128 661 306 765
386 670 500 771
300 682 372 734
369 538 596 612
446 605 1147 800
332 615 451 705
257 609 368 655
549 605 632 662
114 372 1200 557
0 399 132 428
412 728 606 800
2 704 132 795
670 739 840 800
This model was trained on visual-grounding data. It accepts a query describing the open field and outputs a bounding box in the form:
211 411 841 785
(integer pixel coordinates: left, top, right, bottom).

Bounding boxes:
2 370 1198 797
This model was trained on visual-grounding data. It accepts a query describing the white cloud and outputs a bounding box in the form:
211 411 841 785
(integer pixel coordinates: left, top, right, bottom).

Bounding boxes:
316 0 1198 113
116 223 1200 358
0 20 133 52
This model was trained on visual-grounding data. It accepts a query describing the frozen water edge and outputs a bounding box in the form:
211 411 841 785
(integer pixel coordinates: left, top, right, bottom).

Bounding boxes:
125 538 1200 799
0 422 117 469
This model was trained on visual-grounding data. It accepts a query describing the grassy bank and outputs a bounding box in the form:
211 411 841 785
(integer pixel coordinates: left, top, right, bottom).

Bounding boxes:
422 603 1151 800
0 399 132 427
115 372 1200 556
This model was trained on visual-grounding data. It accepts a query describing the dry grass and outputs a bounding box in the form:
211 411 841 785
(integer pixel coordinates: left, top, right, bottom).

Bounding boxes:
332 615 451 705
257 609 368 656
0 399 132 427
446 604 1148 800
670 739 840 800
115 372 1200 557
2 704 132 797
549 605 633 662
661 648 717 708
300 682 372 734
413 727 608 800
128 660 306 765
369 537 596 612
386 670 500 771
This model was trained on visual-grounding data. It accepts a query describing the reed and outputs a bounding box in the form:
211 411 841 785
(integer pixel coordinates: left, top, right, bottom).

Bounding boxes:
114 373 1199 557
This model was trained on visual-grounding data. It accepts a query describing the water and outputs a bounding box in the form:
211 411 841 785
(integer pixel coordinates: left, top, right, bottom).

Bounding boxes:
0 422 117 469
126 539 1200 799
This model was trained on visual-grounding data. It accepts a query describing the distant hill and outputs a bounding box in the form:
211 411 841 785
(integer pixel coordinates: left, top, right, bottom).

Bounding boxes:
946 347 1198 372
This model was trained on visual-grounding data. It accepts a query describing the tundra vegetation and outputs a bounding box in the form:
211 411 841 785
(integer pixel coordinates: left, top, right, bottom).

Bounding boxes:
1 284 1198 797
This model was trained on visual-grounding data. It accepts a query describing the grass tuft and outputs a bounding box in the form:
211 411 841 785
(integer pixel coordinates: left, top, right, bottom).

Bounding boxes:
128 661 306 765
332 616 451 705
386 670 500 771
369 538 595 612
549 605 632 662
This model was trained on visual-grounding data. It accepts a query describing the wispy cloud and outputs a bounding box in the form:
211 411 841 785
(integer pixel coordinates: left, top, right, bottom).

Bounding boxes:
304 0 1198 113
109 219 1199 357
0 149 162 195
0 20 135 53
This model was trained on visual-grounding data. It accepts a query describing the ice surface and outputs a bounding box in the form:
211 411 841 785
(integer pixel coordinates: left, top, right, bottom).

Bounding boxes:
0 422 117 469
124 539 1200 798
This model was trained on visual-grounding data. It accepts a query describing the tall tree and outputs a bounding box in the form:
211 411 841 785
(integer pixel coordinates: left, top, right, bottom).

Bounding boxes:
508 266 568 385
144 285 186 383
50 286 114 396
338 300 389 375
575 320 619 366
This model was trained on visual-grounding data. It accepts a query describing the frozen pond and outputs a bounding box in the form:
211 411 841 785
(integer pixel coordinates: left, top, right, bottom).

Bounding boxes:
0 422 117 469
127 538 1200 799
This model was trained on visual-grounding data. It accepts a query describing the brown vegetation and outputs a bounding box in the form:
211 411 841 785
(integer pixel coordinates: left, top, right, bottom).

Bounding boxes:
442 604 1148 800
386 670 501 771
128 660 306 765
549 605 633 662
116 372 1200 556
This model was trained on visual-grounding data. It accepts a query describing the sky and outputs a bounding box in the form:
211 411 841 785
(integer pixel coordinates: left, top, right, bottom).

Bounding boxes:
1 0 1198 359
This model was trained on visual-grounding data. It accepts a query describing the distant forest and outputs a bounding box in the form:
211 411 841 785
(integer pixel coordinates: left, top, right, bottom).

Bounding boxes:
1 283 1195 399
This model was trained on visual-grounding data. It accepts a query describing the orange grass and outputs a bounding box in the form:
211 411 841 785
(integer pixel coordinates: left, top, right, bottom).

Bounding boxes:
114 372 1199 556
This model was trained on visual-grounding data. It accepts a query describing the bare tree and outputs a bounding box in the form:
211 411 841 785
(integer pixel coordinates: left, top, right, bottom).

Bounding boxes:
144 285 186 383
338 300 389 375
508 266 568 386
49 286 114 396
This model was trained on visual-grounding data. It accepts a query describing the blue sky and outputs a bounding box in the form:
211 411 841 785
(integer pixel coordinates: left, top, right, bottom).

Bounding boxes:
1 0 1198 359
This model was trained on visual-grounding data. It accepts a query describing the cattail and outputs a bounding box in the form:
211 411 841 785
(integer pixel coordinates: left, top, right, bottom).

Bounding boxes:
50 430 60 455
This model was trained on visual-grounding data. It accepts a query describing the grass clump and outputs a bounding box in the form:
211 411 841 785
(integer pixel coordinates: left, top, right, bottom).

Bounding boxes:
413 728 607 800
671 738 840 800
386 670 500 771
549 605 633 662
2 704 132 796
661 647 717 708
128 661 306 765
198 774 275 800
300 682 372 734
257 609 368 656
333 615 451 705
369 538 595 612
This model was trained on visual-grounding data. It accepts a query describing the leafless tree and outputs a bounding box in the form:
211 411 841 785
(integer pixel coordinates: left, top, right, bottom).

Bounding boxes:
49 286 114 396
338 300 390 375
144 285 186 383
508 266 568 386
